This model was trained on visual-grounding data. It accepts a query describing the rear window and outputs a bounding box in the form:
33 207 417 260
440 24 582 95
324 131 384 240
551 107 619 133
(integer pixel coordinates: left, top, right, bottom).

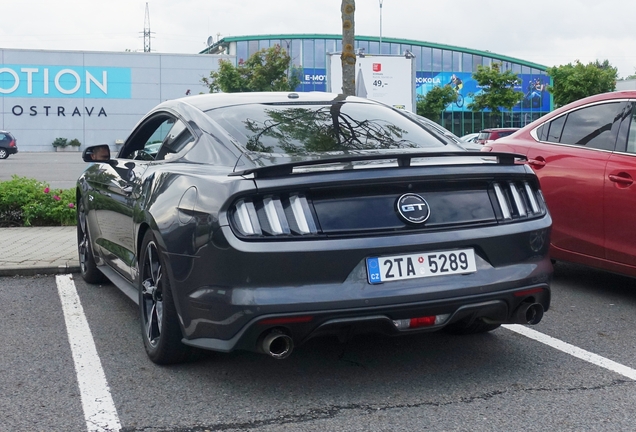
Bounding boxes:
497 131 515 139
205 102 449 155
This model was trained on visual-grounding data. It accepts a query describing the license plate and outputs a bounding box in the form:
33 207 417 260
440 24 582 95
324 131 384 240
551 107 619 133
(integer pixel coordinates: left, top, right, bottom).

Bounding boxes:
366 248 477 284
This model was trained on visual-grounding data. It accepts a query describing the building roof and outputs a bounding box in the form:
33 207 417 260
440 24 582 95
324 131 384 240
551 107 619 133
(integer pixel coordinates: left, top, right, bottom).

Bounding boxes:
200 33 547 71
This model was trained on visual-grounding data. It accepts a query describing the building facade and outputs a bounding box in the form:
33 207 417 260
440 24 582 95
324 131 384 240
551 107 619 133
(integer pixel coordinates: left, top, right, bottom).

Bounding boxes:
203 34 552 136
0 49 229 152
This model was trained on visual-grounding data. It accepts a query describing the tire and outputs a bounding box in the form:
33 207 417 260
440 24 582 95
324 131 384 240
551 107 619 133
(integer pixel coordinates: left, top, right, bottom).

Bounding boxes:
443 318 500 335
0 149 8 159
139 230 192 365
77 201 106 284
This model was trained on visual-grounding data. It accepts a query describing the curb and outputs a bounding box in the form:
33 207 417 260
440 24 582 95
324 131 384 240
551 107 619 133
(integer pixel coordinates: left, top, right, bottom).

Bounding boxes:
0 262 80 277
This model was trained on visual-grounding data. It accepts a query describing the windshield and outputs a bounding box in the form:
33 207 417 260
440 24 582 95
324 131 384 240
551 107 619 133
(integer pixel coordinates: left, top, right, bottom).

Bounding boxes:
205 102 449 155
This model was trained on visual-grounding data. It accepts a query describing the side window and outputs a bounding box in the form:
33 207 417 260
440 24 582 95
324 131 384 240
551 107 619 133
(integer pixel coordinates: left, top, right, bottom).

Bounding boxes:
626 110 636 154
546 115 566 142
120 115 176 160
156 120 195 161
559 102 623 151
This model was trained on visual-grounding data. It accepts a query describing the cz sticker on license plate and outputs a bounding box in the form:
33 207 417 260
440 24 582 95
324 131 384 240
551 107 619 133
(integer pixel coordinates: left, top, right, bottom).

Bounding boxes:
366 248 477 284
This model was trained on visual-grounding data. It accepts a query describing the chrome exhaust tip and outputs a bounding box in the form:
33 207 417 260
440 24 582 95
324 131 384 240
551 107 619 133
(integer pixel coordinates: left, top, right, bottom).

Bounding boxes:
261 330 294 360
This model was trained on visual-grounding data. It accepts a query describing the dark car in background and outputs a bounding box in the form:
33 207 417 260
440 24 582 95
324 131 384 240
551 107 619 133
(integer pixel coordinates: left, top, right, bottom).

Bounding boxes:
476 127 520 145
483 90 636 278
0 131 18 159
77 92 552 365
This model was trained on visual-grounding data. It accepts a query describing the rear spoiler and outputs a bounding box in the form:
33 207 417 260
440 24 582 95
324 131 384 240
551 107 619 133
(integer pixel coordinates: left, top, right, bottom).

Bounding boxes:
230 151 527 179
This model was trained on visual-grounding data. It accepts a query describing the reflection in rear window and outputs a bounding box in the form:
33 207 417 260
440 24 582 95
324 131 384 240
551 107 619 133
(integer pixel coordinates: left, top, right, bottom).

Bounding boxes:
205 102 448 154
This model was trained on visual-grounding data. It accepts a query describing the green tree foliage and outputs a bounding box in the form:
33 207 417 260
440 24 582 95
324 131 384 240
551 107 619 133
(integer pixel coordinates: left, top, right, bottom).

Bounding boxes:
546 60 618 107
468 63 524 114
202 45 300 93
416 85 458 121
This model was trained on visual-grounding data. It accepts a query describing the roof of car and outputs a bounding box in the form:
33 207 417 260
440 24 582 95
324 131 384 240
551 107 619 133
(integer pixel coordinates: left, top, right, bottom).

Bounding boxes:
479 128 520 132
170 92 377 112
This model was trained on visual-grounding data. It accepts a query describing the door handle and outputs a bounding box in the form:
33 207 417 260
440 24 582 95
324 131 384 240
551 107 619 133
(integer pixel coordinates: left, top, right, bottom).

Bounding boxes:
608 174 633 186
527 159 546 168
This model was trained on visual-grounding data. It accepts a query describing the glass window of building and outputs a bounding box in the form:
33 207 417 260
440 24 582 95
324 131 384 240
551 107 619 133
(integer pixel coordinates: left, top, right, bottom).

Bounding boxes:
259 40 271 50
237 41 248 64
472 55 482 72
291 39 302 66
325 39 337 54
432 49 442 72
380 42 390 55
368 41 380 54
303 39 314 66
462 54 472 73
357 40 370 55
453 51 462 72
314 40 326 68
421 47 432 71
442 50 453 71
248 40 259 56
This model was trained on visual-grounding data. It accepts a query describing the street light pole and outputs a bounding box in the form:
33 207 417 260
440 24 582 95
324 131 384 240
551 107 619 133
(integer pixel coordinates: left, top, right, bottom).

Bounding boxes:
379 0 383 50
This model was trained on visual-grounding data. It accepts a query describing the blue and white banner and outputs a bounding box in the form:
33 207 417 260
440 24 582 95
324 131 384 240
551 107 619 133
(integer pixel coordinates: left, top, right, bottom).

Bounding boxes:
0 65 132 99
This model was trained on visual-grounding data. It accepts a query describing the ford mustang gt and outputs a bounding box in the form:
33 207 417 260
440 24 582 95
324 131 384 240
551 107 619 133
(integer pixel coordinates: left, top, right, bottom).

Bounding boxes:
77 92 552 364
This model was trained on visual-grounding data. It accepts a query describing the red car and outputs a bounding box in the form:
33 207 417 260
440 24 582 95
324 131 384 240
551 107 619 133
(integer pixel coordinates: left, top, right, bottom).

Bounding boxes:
475 127 520 145
483 90 636 277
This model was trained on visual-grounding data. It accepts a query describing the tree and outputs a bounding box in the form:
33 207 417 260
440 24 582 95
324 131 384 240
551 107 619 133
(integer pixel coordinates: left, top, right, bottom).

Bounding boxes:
416 85 457 121
201 45 300 93
546 60 618 107
341 1 356 96
468 63 524 114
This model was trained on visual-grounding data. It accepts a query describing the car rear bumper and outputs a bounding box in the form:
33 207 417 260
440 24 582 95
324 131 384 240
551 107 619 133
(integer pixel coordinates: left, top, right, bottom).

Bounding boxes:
172 216 553 353
181 281 551 354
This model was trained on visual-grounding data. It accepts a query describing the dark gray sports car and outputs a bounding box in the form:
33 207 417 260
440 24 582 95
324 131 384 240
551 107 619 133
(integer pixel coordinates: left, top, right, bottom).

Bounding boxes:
77 91 552 364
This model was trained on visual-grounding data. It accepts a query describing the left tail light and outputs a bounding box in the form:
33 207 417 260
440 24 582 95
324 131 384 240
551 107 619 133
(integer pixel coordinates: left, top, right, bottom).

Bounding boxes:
9 140 16 148
231 194 318 238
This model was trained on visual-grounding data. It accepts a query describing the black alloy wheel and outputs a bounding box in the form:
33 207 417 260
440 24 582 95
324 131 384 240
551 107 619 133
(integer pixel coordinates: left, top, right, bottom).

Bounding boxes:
139 230 191 364
77 201 105 284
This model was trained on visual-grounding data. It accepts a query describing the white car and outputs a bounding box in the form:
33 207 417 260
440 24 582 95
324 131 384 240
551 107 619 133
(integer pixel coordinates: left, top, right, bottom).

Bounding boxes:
460 133 479 143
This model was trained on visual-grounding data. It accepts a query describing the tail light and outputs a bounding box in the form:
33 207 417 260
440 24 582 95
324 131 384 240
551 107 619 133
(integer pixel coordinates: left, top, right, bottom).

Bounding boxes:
231 194 318 237
493 181 546 221
9 140 16 148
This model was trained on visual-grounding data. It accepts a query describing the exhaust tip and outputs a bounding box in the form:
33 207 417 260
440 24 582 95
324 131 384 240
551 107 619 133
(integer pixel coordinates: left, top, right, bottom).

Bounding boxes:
513 303 544 325
525 304 544 325
261 330 294 360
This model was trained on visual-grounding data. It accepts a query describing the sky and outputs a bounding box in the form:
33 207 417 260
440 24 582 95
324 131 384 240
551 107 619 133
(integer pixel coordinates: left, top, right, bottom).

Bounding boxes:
2 0 636 78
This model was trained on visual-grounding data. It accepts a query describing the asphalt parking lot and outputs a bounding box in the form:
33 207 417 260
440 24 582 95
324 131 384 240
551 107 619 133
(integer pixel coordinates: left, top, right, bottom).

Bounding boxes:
2 152 636 431
2 261 636 431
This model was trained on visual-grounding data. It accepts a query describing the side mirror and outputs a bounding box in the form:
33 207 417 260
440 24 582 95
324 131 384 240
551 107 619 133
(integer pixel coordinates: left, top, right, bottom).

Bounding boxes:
83 144 111 162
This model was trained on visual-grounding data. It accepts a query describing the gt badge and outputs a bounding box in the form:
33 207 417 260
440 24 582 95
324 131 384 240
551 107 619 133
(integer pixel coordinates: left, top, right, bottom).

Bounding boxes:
396 193 430 224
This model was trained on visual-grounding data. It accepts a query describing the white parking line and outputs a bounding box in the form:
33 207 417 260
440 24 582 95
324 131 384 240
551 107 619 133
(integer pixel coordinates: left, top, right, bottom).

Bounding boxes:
504 324 636 380
56 274 122 432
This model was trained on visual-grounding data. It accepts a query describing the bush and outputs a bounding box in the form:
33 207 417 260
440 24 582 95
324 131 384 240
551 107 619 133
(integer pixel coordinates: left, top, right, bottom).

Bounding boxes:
0 176 76 227
68 138 81 147
52 137 68 148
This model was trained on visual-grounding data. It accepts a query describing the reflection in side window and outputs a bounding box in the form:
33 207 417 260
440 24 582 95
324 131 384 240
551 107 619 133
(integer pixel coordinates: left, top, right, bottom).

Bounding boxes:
559 102 622 151
627 114 636 154
156 120 195 161
546 115 565 142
